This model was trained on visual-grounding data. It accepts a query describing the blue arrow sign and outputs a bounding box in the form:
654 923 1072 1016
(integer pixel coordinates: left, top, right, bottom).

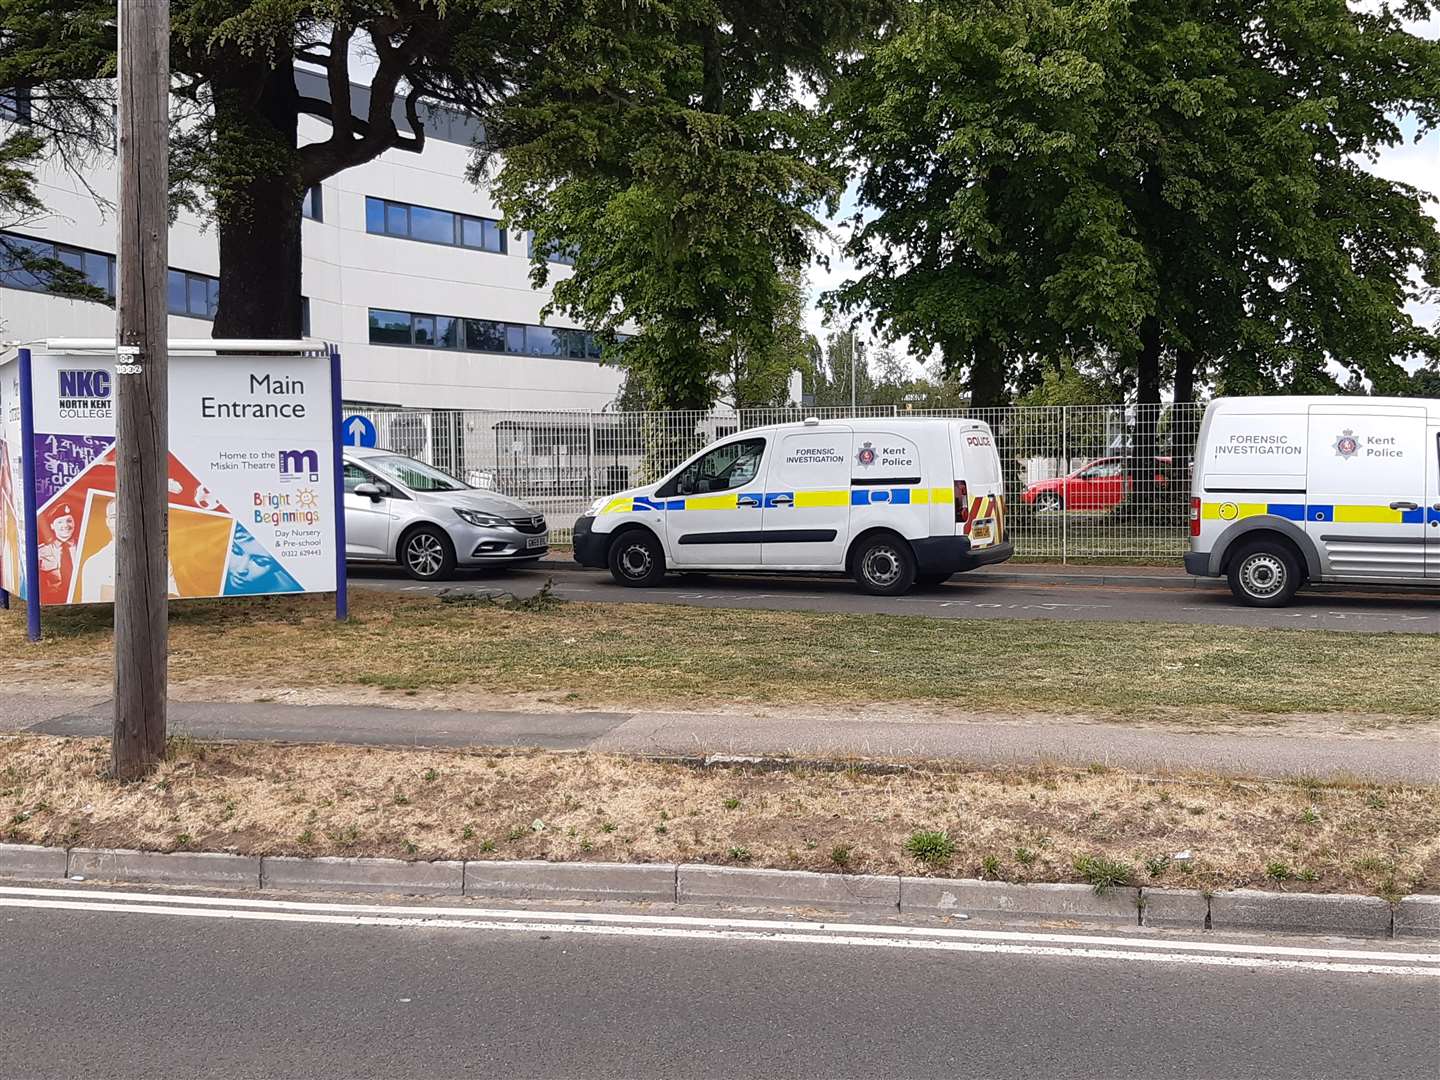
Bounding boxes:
342 414 377 448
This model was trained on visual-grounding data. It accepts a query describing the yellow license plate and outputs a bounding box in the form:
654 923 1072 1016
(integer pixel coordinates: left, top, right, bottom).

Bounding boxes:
971 521 992 541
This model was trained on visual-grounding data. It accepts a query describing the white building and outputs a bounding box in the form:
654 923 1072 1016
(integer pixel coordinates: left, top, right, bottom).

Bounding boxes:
0 72 627 412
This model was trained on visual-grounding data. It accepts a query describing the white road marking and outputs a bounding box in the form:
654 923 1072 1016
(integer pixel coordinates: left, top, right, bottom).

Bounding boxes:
1 887 1434 976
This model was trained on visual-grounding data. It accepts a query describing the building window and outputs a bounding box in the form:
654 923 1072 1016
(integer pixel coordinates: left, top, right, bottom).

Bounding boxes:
167 269 219 319
301 297 311 337
527 232 577 266
0 230 225 318
365 196 506 253
0 232 116 297
367 307 613 360
368 309 413 346
301 185 323 222
463 318 506 353
0 87 32 124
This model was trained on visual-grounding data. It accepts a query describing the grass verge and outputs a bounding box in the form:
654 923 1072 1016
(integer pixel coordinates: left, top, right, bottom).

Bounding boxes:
1 735 1435 897
5 591 1438 722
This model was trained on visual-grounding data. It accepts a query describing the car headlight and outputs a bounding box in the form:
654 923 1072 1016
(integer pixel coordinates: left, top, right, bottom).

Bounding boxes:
454 507 508 527
587 496 609 516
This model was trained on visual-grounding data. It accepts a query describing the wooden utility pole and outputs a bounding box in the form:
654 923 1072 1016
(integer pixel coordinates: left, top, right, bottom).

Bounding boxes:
112 0 170 780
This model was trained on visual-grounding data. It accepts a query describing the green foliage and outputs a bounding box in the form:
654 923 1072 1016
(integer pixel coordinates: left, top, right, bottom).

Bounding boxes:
1073 853 1133 893
0 132 45 221
479 1 882 410
903 828 956 866
831 0 1440 402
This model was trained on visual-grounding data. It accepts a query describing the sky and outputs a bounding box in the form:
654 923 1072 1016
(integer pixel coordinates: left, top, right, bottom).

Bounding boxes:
805 12 1440 379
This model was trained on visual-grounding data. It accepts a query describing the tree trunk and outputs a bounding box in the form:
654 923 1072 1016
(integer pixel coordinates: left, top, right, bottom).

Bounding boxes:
1125 314 1164 519
211 56 303 339
1174 346 1198 404
967 336 1006 408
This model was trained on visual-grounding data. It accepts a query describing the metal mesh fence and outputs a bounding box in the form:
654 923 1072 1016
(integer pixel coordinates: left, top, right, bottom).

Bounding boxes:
344 402 1204 562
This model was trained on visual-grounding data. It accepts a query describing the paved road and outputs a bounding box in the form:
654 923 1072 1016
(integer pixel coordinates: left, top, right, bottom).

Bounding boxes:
2 885 1436 1079
14 694 1438 782
350 563 1440 634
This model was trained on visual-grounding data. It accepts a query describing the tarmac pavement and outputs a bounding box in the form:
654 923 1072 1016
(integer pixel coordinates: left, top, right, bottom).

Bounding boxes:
10 694 1437 782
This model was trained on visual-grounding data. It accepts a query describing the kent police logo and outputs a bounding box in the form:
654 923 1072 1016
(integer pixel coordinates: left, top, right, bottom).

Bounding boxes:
1333 429 1359 459
856 441 877 467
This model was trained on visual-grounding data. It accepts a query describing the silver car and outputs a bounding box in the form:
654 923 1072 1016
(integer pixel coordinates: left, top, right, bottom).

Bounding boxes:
343 448 549 580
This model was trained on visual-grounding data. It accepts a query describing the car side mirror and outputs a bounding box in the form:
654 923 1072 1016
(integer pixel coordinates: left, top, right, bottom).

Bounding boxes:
353 482 383 501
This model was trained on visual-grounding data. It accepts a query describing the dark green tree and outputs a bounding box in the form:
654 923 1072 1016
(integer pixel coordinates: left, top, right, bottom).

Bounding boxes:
831 0 1440 406
3 1 520 337
0 131 108 314
475 0 886 411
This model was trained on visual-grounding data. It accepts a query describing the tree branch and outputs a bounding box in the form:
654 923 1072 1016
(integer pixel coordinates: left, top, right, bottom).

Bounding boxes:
326 23 355 140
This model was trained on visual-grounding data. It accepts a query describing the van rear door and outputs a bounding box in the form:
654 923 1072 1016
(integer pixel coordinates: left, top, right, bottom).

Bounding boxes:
1429 421 1440 578
1304 405 1427 580
950 422 1004 548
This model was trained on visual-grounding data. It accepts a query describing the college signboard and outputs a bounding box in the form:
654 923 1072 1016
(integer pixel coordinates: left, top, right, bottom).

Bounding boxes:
0 341 347 639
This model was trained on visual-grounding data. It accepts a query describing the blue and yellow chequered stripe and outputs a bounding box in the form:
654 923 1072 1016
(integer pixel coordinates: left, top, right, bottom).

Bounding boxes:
601 487 959 514
1201 502 1431 526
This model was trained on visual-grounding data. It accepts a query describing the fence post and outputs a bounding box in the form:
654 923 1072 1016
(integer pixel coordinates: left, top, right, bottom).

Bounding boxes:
587 413 596 502
1060 406 1068 565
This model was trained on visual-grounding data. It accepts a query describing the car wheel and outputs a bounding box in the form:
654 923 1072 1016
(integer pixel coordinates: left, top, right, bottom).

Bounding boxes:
1034 491 1063 514
1227 540 1300 607
400 525 457 582
853 534 917 596
608 529 667 587
915 572 953 587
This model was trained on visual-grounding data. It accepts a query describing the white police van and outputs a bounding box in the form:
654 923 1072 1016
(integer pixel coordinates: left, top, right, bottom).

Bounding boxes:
573 418 1012 594
1186 395 1440 605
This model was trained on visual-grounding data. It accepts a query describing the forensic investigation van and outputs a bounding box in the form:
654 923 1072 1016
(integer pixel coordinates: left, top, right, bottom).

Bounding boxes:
1186 395 1440 605
573 418 1012 594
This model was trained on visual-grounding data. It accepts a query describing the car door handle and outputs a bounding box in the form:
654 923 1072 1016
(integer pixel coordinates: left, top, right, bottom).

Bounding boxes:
1390 501 1420 511
768 494 794 506
736 495 761 509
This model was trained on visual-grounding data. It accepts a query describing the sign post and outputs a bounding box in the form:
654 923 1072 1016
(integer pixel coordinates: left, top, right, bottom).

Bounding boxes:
18 348 41 643
331 349 348 621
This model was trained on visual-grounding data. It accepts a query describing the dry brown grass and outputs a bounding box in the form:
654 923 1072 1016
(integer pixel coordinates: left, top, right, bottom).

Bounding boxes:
4 591 1439 724
2 734 1435 896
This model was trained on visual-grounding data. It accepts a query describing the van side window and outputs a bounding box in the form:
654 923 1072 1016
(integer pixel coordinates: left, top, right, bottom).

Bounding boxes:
670 438 766 496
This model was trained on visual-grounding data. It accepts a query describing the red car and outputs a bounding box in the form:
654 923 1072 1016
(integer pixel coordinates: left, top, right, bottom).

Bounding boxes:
1022 456 1172 512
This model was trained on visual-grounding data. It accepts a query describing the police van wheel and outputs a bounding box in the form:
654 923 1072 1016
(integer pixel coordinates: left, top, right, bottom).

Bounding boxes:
1227 541 1300 607
853 535 917 596
608 530 666 588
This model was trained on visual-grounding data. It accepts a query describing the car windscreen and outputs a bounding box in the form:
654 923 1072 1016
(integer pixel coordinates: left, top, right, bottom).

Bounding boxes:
365 454 469 492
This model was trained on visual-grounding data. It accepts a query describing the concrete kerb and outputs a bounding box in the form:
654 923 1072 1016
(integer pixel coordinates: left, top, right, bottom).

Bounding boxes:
1207 888 1394 938
1394 895 1440 939
901 877 1142 925
261 855 463 895
67 848 262 888
677 864 900 911
463 860 676 903
0 842 68 881
1 844 1436 937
